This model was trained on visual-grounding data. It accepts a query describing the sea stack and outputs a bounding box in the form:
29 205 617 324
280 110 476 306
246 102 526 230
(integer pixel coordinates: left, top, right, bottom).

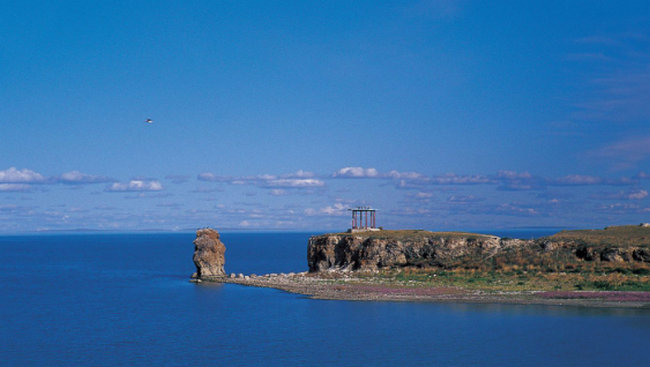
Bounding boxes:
192 228 226 279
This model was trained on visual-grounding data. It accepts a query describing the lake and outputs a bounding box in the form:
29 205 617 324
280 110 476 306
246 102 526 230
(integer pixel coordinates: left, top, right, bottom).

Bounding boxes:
1 232 648 366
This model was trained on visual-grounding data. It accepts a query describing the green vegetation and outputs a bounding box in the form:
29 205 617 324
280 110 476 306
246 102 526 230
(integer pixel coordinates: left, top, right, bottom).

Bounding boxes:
372 267 650 292
327 224 650 245
327 229 496 241
322 224 650 292
548 225 650 247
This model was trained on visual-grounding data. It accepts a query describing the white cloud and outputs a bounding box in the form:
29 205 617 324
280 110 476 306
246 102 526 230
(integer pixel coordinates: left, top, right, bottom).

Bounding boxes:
304 203 347 216
497 203 539 216
497 170 532 179
447 195 483 203
591 189 650 201
270 189 287 196
321 203 347 215
333 167 379 178
106 180 163 192
592 135 650 169
429 173 492 185
494 170 540 191
387 170 424 179
628 190 648 200
58 171 112 184
598 203 640 212
333 167 425 181
553 175 602 185
0 183 32 192
0 167 113 187
197 172 220 182
198 171 324 189
0 167 45 183
293 170 315 178
264 178 324 188
303 208 317 216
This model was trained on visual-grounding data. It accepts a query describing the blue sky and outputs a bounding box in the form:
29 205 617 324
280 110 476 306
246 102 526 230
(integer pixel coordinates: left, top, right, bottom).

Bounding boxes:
1 0 649 232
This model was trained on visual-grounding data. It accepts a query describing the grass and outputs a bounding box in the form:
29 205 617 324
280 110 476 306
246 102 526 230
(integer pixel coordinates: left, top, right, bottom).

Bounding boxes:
325 229 496 241
548 225 650 247
324 225 650 245
316 224 650 292
372 267 650 292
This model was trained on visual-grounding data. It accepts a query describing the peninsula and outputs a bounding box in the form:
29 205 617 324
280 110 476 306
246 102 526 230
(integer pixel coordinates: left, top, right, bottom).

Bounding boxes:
191 225 650 308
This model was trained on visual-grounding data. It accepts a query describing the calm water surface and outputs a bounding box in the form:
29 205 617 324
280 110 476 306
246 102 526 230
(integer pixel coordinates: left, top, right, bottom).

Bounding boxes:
1 232 648 366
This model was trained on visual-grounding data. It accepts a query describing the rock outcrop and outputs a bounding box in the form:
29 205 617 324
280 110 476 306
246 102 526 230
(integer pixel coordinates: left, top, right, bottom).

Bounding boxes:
308 231 502 272
307 230 650 273
192 228 226 279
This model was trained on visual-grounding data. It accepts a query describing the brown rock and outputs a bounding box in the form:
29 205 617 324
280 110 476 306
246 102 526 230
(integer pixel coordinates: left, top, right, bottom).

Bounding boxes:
632 248 650 262
307 231 502 272
192 228 226 279
307 229 647 273
576 245 596 261
600 248 628 262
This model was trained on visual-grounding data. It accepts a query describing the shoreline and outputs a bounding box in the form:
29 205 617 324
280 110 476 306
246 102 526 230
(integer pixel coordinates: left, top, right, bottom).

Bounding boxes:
193 272 650 309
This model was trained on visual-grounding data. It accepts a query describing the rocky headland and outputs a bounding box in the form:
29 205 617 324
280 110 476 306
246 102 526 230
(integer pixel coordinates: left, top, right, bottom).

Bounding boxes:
191 225 650 308
307 227 650 273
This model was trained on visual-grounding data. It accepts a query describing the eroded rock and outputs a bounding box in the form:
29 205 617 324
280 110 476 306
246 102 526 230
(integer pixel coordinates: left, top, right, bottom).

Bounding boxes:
308 232 502 272
307 230 650 273
633 249 650 262
600 248 628 262
192 228 226 279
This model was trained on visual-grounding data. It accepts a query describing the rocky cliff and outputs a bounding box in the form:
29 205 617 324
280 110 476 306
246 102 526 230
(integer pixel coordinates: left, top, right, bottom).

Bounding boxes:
192 228 226 279
307 228 650 273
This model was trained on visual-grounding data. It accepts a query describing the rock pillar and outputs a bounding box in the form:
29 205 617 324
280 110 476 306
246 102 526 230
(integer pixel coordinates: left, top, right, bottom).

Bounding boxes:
192 228 226 279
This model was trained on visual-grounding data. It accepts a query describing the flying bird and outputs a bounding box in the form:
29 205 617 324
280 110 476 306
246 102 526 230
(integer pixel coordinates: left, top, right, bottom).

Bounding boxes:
145 118 153 124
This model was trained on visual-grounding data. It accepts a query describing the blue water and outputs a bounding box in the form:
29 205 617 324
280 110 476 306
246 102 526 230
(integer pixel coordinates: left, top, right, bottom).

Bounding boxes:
1 232 649 366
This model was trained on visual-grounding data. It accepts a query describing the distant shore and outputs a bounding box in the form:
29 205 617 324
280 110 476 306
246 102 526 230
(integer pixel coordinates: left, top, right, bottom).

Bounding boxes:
196 272 650 309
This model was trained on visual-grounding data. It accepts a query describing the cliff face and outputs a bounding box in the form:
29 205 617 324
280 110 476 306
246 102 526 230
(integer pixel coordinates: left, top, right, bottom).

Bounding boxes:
307 230 650 273
308 232 501 272
192 228 226 278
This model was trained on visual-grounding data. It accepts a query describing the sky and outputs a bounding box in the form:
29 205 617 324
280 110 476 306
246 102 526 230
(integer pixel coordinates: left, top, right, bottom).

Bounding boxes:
1 0 650 233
